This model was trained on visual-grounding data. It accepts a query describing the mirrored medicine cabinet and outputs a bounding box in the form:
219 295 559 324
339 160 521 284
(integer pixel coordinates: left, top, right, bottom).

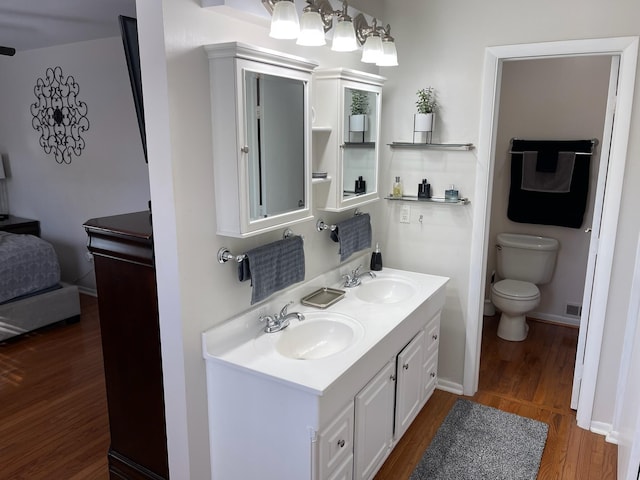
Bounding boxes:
312 68 385 212
205 42 318 238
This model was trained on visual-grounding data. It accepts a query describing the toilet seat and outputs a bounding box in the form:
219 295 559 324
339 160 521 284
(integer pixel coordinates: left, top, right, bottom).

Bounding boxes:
492 279 539 301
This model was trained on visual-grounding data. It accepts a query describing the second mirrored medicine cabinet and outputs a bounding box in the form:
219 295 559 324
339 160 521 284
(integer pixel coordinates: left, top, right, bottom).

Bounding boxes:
312 68 386 212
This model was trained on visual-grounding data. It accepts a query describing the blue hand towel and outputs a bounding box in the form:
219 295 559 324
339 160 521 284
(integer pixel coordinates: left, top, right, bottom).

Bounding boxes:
333 213 372 262
244 236 305 304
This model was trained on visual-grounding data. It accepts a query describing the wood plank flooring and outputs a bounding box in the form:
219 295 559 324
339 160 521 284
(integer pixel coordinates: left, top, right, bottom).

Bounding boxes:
0 294 109 480
374 315 618 480
1 298 617 479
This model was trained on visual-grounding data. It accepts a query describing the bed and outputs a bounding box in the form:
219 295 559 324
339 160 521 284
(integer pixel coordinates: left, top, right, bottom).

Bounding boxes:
0 231 80 342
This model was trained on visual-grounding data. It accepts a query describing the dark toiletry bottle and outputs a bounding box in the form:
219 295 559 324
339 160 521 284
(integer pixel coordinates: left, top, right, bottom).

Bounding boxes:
355 176 366 194
370 242 383 271
418 178 431 199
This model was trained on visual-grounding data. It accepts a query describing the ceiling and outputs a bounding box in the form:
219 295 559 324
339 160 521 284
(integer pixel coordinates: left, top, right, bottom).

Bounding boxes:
0 0 137 53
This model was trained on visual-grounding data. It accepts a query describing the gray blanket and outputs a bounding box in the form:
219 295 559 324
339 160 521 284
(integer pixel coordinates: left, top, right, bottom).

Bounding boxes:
0 232 60 304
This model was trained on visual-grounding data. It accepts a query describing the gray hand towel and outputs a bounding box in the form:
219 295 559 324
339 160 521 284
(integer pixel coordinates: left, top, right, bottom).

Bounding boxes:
244 236 305 304
334 213 372 262
521 151 576 193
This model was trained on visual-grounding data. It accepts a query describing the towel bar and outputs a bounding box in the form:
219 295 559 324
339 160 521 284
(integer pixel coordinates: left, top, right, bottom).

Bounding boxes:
509 150 592 156
218 228 302 264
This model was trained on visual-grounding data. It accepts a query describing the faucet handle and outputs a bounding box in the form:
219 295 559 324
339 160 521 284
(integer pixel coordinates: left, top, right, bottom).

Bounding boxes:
279 301 294 318
352 265 362 276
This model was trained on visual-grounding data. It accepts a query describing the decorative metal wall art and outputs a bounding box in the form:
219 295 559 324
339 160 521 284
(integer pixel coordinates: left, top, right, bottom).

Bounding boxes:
30 66 90 164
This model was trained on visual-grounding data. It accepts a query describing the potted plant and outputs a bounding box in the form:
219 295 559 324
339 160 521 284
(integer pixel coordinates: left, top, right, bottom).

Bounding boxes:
349 90 369 141
414 87 437 142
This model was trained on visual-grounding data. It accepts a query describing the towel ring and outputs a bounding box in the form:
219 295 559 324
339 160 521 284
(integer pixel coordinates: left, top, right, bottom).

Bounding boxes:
316 210 365 233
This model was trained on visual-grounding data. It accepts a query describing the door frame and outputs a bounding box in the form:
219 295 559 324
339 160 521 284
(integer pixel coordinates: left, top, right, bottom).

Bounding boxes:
464 36 639 430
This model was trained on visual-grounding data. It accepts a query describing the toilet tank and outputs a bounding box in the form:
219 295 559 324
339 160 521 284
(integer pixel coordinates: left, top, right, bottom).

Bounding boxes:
496 233 559 284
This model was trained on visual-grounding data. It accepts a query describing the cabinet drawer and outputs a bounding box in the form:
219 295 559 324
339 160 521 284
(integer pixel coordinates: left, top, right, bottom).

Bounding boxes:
319 402 354 479
424 313 440 359
422 350 439 400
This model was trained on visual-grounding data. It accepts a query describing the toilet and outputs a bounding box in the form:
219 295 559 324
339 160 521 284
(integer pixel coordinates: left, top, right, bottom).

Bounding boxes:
491 233 559 341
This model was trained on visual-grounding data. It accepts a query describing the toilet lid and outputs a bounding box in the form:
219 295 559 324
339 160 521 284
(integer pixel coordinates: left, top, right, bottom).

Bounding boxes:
492 279 539 300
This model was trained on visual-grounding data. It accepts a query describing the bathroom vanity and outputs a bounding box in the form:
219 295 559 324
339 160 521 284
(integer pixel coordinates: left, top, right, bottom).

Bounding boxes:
202 268 448 480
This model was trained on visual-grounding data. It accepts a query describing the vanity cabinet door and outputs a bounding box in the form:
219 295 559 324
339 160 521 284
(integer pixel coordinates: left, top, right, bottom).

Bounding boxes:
318 402 354 480
354 360 395 480
394 331 425 440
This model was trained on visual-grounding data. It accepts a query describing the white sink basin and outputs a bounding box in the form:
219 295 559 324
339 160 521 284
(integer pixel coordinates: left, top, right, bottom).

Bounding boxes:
255 312 364 360
355 277 416 304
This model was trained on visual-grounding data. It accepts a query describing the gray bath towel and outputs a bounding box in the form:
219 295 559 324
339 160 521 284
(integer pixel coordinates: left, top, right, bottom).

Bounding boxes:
333 213 372 262
244 235 305 304
521 151 576 193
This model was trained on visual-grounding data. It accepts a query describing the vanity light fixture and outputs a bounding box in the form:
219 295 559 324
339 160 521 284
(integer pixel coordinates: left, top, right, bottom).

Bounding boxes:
262 0 398 66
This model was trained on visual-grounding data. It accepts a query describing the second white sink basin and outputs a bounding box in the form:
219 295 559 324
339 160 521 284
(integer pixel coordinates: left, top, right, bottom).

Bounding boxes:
355 277 416 304
255 312 364 360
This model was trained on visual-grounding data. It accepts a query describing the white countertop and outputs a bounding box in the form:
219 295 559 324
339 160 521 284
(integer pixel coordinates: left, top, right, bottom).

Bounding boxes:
202 267 449 395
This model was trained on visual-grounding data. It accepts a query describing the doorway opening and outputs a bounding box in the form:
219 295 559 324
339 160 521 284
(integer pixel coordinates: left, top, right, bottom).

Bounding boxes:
465 37 639 431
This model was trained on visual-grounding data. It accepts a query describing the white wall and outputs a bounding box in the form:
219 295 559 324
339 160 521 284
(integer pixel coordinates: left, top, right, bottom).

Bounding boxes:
0 37 151 292
137 0 640 477
488 56 610 325
137 1 379 477
381 0 640 412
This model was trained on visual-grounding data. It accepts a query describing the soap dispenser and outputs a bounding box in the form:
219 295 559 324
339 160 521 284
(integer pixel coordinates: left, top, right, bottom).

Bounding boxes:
370 243 383 271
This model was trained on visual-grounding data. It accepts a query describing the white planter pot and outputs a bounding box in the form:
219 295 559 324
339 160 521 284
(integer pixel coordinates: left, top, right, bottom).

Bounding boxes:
414 113 434 132
349 114 368 132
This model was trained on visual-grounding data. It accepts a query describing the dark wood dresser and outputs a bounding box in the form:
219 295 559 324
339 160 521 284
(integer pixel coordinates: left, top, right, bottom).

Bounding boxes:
84 211 169 480
0 215 40 236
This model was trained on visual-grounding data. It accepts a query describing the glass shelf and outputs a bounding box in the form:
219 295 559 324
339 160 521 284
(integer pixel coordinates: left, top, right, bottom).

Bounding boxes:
388 142 474 150
343 142 376 149
384 195 470 205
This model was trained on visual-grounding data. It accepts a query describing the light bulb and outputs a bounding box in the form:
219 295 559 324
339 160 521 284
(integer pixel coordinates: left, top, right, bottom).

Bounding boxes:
331 17 358 52
297 10 326 46
361 34 383 63
269 0 300 40
376 38 398 66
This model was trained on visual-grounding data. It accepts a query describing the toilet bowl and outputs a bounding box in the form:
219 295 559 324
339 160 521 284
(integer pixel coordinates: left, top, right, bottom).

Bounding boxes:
492 232 558 341
491 279 540 341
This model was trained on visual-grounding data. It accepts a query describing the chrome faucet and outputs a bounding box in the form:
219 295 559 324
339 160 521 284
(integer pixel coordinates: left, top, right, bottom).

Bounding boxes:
342 265 376 288
259 301 305 333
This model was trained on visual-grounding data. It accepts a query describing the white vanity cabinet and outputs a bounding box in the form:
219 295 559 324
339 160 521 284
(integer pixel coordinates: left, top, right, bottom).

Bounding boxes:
205 42 317 237
312 68 385 212
353 319 439 480
202 269 447 480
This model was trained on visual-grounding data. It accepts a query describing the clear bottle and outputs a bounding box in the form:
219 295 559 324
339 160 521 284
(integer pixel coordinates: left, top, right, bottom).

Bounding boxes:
392 176 403 198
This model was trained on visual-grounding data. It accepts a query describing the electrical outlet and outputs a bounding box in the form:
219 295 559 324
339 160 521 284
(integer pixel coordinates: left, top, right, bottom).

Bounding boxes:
400 205 411 224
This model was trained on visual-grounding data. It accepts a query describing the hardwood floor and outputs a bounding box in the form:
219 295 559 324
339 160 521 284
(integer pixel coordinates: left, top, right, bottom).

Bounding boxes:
374 315 618 480
0 294 109 480
1 298 617 479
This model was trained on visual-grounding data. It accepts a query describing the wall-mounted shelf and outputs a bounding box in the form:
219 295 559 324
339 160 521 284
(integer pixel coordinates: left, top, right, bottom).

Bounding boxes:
343 142 376 149
384 195 470 205
388 142 474 150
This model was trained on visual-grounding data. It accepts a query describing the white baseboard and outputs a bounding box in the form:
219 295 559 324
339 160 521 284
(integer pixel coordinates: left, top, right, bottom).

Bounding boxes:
529 311 580 327
437 378 464 395
590 420 619 444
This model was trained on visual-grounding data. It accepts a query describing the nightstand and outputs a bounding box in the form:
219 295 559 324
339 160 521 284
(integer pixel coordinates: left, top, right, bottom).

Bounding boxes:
0 215 41 236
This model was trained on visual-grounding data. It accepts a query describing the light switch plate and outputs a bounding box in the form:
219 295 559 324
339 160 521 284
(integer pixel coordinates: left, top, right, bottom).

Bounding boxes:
400 205 411 223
